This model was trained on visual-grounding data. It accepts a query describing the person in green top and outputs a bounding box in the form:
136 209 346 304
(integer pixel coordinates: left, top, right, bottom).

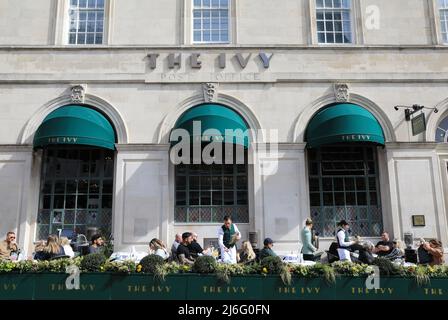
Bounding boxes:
300 218 317 261
259 238 277 261
218 216 241 264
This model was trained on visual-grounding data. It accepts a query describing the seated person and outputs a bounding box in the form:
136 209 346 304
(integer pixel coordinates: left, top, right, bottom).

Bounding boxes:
259 238 277 261
373 232 394 256
0 232 20 261
358 242 375 265
34 235 65 260
419 239 445 266
60 237 75 258
382 239 405 261
149 238 170 260
88 234 104 254
176 232 195 265
188 232 210 259
237 240 256 264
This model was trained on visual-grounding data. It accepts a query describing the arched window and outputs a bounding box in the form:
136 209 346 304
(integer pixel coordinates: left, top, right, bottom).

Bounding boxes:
435 115 448 142
34 105 116 240
172 103 249 223
305 103 385 237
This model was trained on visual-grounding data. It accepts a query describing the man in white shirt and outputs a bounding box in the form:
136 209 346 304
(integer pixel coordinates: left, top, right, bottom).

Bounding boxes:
218 216 241 264
336 220 363 261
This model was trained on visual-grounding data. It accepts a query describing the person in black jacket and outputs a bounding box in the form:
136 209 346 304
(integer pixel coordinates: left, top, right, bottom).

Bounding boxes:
188 232 210 258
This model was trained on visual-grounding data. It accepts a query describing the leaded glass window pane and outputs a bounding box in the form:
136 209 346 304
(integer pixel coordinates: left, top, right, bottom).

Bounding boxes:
192 0 230 43
175 148 248 223
308 145 383 237
68 0 105 44
36 147 114 240
316 0 352 44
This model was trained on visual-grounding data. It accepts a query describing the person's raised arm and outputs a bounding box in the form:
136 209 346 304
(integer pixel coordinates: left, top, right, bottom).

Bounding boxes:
425 245 443 258
234 224 241 240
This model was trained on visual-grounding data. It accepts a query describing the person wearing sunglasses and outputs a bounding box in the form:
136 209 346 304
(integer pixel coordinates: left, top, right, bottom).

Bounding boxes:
0 231 20 261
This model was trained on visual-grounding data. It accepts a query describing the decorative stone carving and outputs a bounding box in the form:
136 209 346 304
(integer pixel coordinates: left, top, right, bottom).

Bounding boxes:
334 83 350 102
202 83 219 103
70 85 86 104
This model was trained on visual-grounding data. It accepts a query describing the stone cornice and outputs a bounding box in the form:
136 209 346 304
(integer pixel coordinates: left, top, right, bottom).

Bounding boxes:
0 145 34 152
385 142 439 150
1 45 448 51
115 144 170 152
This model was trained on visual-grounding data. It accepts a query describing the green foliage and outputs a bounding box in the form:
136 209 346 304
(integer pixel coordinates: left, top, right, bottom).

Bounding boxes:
0 260 16 273
192 256 217 274
415 265 431 287
80 253 107 272
308 263 336 285
331 261 374 277
372 258 399 276
279 264 292 286
138 254 165 274
99 231 114 258
260 256 291 286
260 256 284 274
1 255 447 284
103 260 136 274
215 262 259 284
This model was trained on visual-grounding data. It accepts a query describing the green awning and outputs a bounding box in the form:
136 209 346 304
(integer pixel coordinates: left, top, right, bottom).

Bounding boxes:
305 103 385 148
33 105 116 150
172 104 250 148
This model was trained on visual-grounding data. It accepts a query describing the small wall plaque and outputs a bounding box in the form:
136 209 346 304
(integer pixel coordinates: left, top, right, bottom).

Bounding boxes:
412 215 426 227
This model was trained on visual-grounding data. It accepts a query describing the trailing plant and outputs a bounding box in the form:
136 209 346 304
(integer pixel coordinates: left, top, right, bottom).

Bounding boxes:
215 263 259 284
260 256 284 274
260 256 291 285
310 263 336 285
280 264 292 286
415 265 431 287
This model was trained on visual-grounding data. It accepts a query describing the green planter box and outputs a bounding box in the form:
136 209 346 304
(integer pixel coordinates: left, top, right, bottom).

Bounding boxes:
110 273 188 300
0 273 35 300
186 275 264 300
262 276 335 300
34 273 111 300
0 273 447 300
404 278 448 300
336 276 448 300
335 276 409 300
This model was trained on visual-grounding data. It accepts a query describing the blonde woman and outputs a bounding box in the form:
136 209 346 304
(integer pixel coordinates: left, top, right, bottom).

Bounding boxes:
34 235 65 260
149 238 170 260
237 240 256 264
60 237 75 258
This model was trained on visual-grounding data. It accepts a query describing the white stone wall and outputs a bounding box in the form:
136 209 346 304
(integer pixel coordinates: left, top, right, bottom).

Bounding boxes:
0 0 443 46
